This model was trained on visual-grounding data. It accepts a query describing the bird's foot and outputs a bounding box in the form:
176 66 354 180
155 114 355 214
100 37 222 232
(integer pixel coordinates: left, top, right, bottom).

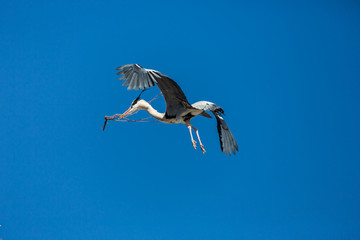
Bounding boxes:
200 144 206 154
192 140 197 150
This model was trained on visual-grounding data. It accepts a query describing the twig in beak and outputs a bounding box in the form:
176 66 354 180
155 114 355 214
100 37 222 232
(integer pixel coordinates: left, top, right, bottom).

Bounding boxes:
103 116 112 131
103 115 117 131
103 92 162 130
102 118 108 131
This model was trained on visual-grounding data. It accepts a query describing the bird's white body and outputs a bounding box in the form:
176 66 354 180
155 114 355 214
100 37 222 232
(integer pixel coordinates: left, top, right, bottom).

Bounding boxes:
130 99 204 124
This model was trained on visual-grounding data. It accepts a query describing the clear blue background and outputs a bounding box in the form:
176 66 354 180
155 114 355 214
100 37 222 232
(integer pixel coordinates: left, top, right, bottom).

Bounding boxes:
1 0 360 239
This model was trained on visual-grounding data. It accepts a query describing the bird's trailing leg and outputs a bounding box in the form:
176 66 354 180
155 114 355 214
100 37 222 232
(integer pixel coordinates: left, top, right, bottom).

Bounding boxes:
191 125 206 154
187 125 197 150
186 124 206 154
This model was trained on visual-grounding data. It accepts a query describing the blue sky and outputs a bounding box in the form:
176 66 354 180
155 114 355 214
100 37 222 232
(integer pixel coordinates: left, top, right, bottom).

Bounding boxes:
1 0 360 239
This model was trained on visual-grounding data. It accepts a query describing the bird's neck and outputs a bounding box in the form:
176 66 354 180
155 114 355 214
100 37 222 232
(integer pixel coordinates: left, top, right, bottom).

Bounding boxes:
140 100 164 121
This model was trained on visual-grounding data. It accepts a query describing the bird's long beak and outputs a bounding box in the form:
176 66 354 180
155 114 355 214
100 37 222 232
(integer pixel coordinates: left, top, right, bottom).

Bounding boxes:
118 108 132 119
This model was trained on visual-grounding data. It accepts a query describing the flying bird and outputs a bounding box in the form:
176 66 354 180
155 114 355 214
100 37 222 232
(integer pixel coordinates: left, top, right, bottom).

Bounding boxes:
104 64 239 155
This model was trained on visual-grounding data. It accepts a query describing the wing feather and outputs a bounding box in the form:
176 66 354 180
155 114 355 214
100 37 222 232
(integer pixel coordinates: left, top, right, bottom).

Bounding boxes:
116 64 191 118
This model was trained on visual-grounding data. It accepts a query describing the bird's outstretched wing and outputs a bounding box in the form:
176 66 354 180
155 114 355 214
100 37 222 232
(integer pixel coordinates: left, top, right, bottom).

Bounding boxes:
116 64 191 118
192 101 239 155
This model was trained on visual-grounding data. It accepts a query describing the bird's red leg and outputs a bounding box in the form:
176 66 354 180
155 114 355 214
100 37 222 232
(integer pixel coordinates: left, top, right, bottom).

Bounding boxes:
187 125 197 150
191 126 206 154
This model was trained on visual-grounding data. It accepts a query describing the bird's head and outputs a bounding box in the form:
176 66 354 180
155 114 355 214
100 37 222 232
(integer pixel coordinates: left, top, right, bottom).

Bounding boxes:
118 89 147 119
